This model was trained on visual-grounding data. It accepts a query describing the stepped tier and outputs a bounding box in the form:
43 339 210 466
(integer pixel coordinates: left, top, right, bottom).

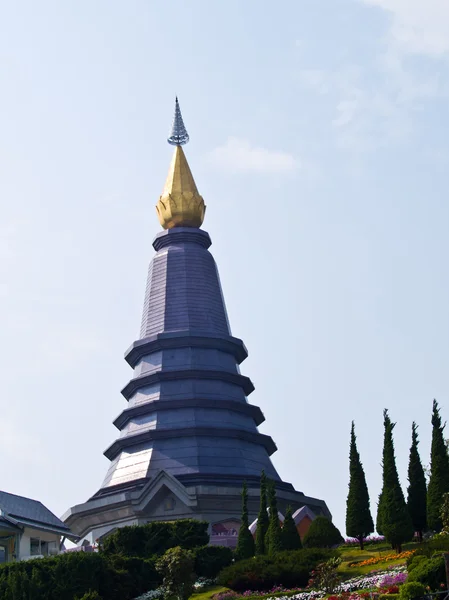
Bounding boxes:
99 227 280 492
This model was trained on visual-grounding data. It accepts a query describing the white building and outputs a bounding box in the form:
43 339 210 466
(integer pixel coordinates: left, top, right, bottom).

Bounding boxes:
0 490 77 563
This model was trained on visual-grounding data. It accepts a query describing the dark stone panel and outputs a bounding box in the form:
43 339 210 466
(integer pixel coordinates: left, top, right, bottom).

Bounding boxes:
140 231 230 340
103 427 277 461
133 347 239 377
124 331 248 367
113 398 265 429
121 369 255 400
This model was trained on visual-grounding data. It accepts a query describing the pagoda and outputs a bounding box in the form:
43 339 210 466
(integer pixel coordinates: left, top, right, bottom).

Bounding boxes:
63 99 330 542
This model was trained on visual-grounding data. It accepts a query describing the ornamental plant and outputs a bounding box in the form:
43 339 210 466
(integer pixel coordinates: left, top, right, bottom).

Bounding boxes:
256 471 269 555
236 482 255 560
156 547 195 600
282 506 302 551
265 479 283 555
407 422 427 542
303 516 344 549
427 400 449 532
377 410 414 552
346 422 374 550
308 557 342 594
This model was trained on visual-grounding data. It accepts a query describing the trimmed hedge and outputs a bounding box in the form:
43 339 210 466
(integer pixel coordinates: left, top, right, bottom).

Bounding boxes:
407 554 445 591
217 548 338 591
193 545 233 578
303 516 344 549
399 582 426 600
407 535 449 561
0 551 160 600
101 519 209 558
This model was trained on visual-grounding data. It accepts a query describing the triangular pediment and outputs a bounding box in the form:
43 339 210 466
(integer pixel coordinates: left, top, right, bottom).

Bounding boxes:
134 470 197 517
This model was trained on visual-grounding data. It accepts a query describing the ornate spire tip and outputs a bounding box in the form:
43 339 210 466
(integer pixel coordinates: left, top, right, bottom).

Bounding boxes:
167 97 190 146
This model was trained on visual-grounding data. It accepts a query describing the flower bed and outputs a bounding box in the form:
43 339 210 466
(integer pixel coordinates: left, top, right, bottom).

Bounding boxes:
211 566 408 600
347 551 415 568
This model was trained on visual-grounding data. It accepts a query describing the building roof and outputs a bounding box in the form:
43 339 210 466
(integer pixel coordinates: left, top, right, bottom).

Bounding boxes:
0 490 72 536
292 506 316 524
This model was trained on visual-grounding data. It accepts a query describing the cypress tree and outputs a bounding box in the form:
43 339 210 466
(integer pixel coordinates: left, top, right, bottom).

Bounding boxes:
345 421 374 550
265 479 283 555
235 482 255 560
281 506 302 550
376 409 414 552
406 422 427 541
255 470 269 555
427 400 449 532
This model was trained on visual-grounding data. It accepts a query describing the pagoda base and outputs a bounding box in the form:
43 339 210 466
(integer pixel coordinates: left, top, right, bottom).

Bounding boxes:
62 470 330 544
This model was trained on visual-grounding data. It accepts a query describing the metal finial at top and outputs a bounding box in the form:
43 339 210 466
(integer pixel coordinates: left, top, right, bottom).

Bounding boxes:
167 97 190 146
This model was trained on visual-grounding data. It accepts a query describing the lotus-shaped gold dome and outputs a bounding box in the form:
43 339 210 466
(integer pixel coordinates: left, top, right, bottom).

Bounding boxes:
156 145 206 229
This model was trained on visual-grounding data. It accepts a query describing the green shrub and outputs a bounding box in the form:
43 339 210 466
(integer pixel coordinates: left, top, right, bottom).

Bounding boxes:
193 545 233 578
0 551 160 600
379 594 400 600
156 547 195 600
399 582 426 600
408 555 445 591
406 555 427 570
410 535 449 559
76 592 102 600
101 519 209 558
303 516 344 548
217 548 337 591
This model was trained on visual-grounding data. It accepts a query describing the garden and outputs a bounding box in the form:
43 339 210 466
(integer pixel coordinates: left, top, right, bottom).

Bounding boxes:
1 402 449 600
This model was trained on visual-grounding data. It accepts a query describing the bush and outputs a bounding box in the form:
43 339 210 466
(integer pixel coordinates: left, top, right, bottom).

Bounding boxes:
101 520 209 558
408 555 445 591
379 594 400 600
107 555 161 596
217 548 337 591
399 582 426 600
0 551 160 600
156 547 195 600
303 516 344 549
409 535 449 560
76 592 102 600
193 545 233 578
406 555 427 570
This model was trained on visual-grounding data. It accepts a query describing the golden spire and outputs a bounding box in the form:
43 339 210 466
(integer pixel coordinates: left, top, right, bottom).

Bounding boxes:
156 98 206 229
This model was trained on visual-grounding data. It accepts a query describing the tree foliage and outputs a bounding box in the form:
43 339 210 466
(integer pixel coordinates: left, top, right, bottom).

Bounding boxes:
265 479 283 555
377 409 414 552
281 506 302 551
236 482 255 560
345 421 374 549
255 471 269 555
303 516 343 549
407 422 427 541
427 400 449 532
440 492 449 534
156 547 195 600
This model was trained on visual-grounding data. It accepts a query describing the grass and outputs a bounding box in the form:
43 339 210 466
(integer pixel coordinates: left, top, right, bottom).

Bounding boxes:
190 586 229 600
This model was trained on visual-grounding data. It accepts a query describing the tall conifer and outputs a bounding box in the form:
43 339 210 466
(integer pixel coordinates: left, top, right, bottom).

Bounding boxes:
427 400 449 532
376 409 414 552
265 479 283 555
346 422 374 550
281 506 302 550
407 422 427 541
236 482 255 560
255 470 269 555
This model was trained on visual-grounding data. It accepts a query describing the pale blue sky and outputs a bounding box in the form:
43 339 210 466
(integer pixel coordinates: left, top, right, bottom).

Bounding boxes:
1 0 448 536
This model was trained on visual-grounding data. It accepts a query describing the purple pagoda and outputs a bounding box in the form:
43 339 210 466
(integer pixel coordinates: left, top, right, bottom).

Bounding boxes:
63 99 330 543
